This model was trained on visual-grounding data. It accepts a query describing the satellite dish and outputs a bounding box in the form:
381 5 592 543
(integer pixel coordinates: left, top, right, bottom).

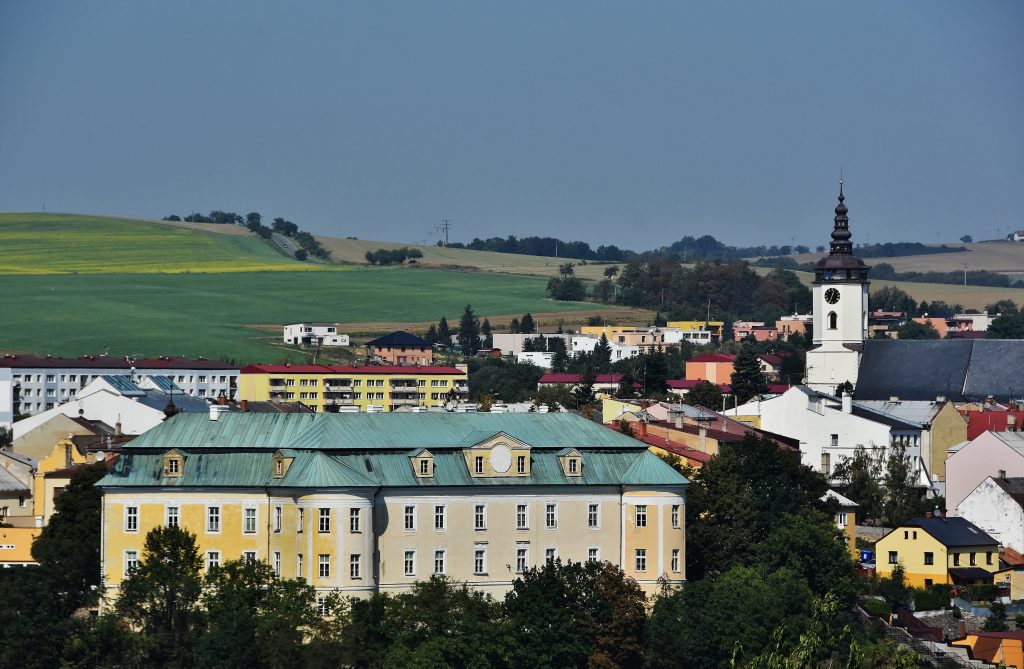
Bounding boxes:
445 401 456 411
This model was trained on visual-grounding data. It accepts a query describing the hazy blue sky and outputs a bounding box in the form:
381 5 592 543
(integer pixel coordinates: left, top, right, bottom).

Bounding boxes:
1 1 1021 248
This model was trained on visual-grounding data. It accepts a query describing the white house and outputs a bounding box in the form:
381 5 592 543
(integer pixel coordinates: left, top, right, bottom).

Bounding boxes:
946 432 1024 515
726 386 928 486
12 375 210 439
569 336 641 361
662 328 714 345
282 323 350 346
491 333 573 355
957 476 1024 554
515 351 556 369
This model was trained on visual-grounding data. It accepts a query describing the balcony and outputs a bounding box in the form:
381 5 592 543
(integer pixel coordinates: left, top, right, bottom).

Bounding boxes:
389 397 420 406
390 379 418 389
325 380 353 392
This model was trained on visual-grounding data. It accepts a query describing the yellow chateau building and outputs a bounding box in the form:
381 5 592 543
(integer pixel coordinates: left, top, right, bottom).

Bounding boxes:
239 364 468 413
98 412 687 601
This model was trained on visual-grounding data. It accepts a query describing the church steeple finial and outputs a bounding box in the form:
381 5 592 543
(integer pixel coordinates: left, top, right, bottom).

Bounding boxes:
829 177 853 255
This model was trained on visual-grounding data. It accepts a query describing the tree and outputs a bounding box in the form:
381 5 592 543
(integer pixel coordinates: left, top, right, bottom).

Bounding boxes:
245 212 262 228
871 286 917 314
196 558 327 669
652 311 667 327
520 313 536 333
960 235 973 243
593 334 612 372
985 299 1018 316
989 312 1024 339
896 320 939 340
116 525 204 667
572 363 597 411
505 560 646 669
31 462 108 608
457 304 481 356
685 380 723 411
481 318 493 349
509 317 521 334
437 316 452 346
603 265 619 279
882 442 919 527
835 380 855 397
831 445 884 523
730 342 768 403
425 323 438 344
547 276 587 301
294 249 308 261
558 263 575 277
592 279 615 302
549 337 569 373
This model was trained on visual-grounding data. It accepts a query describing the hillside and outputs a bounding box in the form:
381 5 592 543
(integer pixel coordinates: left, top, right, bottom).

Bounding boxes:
790 242 1024 277
0 212 328 274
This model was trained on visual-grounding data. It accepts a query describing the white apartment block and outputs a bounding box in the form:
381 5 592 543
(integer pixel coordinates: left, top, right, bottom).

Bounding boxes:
0 355 239 426
283 323 350 346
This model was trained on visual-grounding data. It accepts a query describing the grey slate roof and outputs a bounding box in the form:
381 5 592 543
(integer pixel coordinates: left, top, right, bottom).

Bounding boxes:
857 339 1024 402
903 516 997 547
0 465 29 493
794 386 922 429
366 331 431 348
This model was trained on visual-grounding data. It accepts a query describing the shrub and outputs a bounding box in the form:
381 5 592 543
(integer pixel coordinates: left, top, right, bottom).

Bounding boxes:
862 598 892 618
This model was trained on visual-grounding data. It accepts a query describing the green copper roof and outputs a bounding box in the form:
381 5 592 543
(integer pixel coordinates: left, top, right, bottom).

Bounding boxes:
99 413 689 490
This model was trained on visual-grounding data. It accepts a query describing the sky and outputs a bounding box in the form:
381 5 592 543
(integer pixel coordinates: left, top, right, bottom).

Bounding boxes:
1 1 1021 249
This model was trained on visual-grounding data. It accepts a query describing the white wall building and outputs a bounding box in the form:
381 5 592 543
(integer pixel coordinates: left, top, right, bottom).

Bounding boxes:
662 328 714 345
569 336 641 361
727 386 928 485
491 333 573 355
0 355 238 427
283 323 350 346
957 476 1024 554
515 352 556 369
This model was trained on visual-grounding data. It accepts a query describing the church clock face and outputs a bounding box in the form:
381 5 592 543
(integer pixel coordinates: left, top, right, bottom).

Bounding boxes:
824 288 841 305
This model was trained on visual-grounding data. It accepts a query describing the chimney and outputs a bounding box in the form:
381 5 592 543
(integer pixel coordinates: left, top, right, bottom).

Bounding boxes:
842 392 853 414
114 421 122 437
240 399 248 413
999 469 1007 480
637 421 647 438
699 426 707 452
889 395 899 402
925 510 933 519
936 395 946 403
209 405 226 421
218 394 227 406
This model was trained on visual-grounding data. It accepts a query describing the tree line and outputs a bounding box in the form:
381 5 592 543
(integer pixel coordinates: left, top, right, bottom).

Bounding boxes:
364 247 424 265
162 210 331 261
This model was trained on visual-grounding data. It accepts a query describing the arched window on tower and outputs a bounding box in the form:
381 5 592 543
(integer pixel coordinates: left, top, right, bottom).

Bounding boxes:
828 312 838 330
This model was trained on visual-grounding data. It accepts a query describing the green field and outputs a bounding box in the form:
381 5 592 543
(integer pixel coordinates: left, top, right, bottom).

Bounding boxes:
0 213 328 274
0 268 613 363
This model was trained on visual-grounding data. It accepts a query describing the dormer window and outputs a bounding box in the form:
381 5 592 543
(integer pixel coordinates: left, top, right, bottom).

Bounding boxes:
420 460 430 475
275 459 284 477
559 448 583 477
412 450 434 478
162 449 184 478
271 450 294 479
568 458 578 474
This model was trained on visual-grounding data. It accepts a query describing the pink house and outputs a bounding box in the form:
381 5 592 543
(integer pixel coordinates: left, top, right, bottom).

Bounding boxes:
733 321 779 342
947 431 1024 514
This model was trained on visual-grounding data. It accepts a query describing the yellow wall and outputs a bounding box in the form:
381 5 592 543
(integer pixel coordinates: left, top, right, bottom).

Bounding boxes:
32 438 90 524
952 635 1024 669
0 526 41 565
875 526 999 588
929 402 968 484
239 371 466 412
667 321 723 336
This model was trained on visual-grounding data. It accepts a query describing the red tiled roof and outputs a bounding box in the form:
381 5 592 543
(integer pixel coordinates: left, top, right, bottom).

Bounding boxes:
1001 547 1024 567
758 353 784 366
0 354 235 369
966 411 1024 440
666 379 732 393
241 364 465 375
538 373 623 384
687 353 736 363
636 435 714 463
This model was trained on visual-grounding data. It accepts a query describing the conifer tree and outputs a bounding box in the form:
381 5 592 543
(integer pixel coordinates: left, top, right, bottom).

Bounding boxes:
458 304 481 356
730 342 767 403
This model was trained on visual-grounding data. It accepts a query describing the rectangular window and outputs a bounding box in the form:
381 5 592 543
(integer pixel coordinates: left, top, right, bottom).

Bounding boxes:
350 508 361 533
588 503 599 529
836 512 847 528
125 506 138 532
517 455 527 474
821 452 831 475
970 552 977 566
243 551 256 562
319 508 331 533
317 596 329 616
124 550 139 576
635 505 647 528
297 553 303 577
635 548 647 572
243 507 257 534
318 554 331 578
274 506 282 533
207 551 220 571
404 550 416 576
568 458 578 474
474 547 486 575
588 548 599 563
830 434 839 448
419 459 430 475
516 545 528 573
208 506 221 532
889 551 899 565
924 552 934 565
671 505 680 529
545 547 556 564
434 505 446 531
517 504 528 529
475 456 484 474
434 549 446 575
274 551 281 576
474 504 486 530
671 548 680 572
404 505 416 531
166 458 179 474
988 552 994 565
545 503 557 529
297 508 304 533
166 506 179 528
350 554 361 579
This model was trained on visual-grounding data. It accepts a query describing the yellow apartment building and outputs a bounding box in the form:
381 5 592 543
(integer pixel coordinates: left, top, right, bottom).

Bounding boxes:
239 364 468 413
875 515 999 588
667 321 724 340
98 412 687 602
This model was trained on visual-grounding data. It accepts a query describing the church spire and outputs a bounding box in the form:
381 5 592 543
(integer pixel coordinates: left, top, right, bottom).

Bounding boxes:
829 178 853 255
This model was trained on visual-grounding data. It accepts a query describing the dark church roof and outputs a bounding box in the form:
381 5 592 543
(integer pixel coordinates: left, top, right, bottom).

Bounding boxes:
857 339 1024 402
815 180 869 274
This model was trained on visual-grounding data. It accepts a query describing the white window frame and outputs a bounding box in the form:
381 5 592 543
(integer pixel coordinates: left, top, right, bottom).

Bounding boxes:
475 455 484 474
124 505 139 533
243 550 257 562
207 551 220 571
545 502 557 529
434 548 446 575
434 504 447 531
635 548 647 572
274 506 282 533
671 504 680 529
587 547 599 563
404 549 416 577
274 551 281 576
124 550 139 576
474 503 487 530
516 503 529 529
635 505 647 528
318 554 331 578
297 553 303 577
350 554 361 579
243 506 257 534
517 455 527 474
297 507 304 533
671 548 680 572
207 505 221 533
318 507 331 533
165 505 179 528
474 546 487 575
516 544 529 573
588 503 599 529
545 546 557 564
350 508 361 533
404 504 416 531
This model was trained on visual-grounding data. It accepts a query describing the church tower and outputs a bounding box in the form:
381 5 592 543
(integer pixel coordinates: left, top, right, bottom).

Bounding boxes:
805 180 869 393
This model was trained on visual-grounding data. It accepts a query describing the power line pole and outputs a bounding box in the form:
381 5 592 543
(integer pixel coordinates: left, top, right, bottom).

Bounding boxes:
437 219 451 247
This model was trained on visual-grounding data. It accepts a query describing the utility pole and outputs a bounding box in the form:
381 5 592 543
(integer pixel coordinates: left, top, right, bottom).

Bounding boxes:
437 219 451 247
962 263 968 286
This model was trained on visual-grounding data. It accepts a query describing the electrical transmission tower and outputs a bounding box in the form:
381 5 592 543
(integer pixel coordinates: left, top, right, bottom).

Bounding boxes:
436 219 451 247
